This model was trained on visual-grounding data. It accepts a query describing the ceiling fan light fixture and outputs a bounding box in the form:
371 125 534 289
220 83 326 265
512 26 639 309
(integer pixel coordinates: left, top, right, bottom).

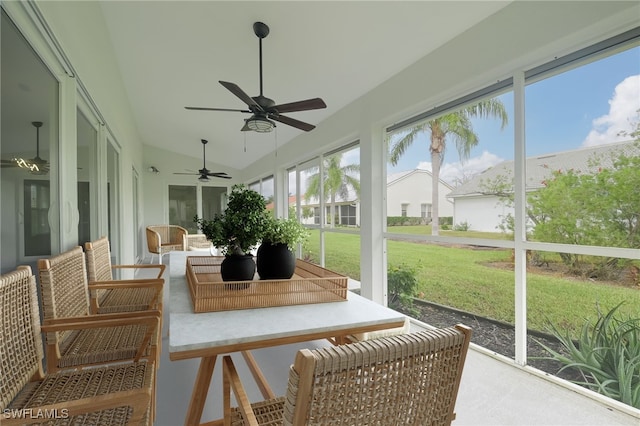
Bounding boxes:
246 116 275 133
12 157 40 172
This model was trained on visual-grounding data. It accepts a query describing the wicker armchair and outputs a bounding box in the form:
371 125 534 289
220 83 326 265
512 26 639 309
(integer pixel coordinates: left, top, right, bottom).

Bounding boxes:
37 247 161 374
1 265 155 425
85 236 165 314
146 225 187 264
223 325 472 426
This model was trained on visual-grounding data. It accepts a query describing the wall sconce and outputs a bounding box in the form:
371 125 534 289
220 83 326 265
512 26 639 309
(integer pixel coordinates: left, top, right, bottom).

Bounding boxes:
148 166 159 174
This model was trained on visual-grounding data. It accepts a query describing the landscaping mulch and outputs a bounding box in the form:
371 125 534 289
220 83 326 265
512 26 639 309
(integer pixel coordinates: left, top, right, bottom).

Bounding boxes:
401 299 585 383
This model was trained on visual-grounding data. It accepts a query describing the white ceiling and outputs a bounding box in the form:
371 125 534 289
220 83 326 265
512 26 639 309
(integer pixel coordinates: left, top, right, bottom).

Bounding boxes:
97 1 511 170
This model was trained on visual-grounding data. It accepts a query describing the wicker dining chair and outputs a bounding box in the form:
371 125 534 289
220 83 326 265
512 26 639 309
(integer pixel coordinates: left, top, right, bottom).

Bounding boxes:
85 236 165 314
37 246 161 374
223 325 472 426
146 225 187 264
1 265 155 426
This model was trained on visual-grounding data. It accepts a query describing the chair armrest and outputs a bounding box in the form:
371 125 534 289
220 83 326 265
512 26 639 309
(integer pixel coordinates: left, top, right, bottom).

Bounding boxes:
111 263 166 278
88 278 164 290
41 312 161 331
42 310 162 326
174 226 188 244
223 355 260 426
146 227 161 253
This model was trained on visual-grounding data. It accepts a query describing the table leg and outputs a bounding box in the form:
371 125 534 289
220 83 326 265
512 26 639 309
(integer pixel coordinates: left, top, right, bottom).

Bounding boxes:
241 350 275 399
185 355 217 426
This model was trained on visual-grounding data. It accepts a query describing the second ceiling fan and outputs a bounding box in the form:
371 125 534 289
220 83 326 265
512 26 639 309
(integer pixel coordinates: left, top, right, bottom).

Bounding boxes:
174 139 231 181
185 21 326 133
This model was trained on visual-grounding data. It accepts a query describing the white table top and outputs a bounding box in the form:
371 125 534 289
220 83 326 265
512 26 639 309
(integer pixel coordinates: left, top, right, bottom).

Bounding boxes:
168 251 406 360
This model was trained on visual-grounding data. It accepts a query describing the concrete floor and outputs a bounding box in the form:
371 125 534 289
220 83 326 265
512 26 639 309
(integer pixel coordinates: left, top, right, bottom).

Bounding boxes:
151 255 639 426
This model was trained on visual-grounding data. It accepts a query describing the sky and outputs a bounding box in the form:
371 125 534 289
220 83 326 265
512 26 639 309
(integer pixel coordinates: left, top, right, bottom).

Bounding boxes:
387 46 640 186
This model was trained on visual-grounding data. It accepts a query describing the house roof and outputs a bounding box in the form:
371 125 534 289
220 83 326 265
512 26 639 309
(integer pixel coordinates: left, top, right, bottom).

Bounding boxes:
447 140 639 198
387 168 454 190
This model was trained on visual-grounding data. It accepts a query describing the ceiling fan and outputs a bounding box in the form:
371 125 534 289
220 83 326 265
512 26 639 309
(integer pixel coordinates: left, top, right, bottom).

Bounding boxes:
185 21 326 133
1 121 49 175
174 139 232 181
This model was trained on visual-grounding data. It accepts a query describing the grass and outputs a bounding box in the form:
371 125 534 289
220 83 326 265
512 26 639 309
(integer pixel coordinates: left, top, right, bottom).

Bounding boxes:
386 225 511 240
303 229 640 336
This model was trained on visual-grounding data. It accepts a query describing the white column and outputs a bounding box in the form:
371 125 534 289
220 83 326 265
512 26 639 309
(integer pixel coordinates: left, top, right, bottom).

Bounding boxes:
513 71 528 365
359 123 386 305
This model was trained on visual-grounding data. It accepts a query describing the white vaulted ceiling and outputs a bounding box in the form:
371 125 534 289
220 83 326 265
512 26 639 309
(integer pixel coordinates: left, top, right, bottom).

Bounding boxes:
92 1 511 170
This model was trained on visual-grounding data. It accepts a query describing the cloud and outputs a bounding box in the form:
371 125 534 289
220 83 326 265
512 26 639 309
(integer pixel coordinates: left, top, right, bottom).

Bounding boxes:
582 74 640 147
417 150 504 185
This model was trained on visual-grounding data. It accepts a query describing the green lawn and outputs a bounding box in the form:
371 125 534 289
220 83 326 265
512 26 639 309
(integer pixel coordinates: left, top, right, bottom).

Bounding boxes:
386 225 511 240
304 229 640 336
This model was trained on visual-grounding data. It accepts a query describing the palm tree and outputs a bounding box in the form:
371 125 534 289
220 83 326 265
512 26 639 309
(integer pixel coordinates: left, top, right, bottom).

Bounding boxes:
388 99 508 235
304 153 360 227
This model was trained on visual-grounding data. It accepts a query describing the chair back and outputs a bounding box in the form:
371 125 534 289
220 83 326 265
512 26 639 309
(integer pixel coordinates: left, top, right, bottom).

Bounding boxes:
146 225 186 250
38 246 91 324
284 325 472 426
85 236 114 281
0 266 44 410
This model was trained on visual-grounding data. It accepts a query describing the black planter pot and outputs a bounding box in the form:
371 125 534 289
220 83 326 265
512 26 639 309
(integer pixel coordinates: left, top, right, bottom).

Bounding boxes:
256 242 296 280
220 255 256 287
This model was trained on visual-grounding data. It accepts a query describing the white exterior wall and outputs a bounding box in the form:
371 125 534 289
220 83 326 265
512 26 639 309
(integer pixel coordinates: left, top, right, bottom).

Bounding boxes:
453 195 512 232
386 171 453 218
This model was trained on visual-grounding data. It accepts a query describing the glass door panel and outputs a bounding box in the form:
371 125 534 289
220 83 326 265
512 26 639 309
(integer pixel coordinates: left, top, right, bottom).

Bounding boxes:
77 109 97 246
1 10 59 271
202 186 226 220
23 180 51 256
169 185 197 233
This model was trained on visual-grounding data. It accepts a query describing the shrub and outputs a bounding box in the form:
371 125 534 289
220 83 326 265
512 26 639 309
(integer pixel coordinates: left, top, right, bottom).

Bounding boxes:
453 221 470 231
387 263 420 315
536 303 640 408
387 216 423 226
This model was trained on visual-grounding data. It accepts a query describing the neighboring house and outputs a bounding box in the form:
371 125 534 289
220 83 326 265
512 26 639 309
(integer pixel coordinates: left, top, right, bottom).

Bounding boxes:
299 168 454 227
447 140 639 232
301 191 359 226
387 169 454 221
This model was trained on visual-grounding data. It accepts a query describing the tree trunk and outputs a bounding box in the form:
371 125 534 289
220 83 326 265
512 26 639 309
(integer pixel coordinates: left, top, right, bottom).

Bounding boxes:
329 194 336 228
431 150 440 236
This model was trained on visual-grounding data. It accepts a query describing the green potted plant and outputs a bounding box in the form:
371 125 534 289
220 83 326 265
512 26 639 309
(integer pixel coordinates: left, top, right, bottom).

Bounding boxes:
195 184 269 281
257 216 310 279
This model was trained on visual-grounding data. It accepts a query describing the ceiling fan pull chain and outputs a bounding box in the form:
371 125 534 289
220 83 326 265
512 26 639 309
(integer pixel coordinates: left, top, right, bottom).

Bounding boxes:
244 132 247 153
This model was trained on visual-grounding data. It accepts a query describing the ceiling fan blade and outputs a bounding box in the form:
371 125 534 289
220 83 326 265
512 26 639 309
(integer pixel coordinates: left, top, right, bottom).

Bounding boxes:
271 114 316 132
207 172 232 179
173 172 199 176
272 98 327 113
185 106 251 113
219 81 263 111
